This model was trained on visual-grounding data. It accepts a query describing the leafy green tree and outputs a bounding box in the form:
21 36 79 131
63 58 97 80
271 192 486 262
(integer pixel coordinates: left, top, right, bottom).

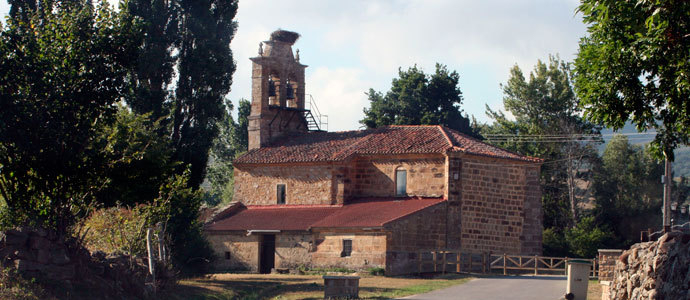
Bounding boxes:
575 0 690 159
592 135 663 247
564 216 612 258
0 1 139 233
360 64 480 138
204 98 250 205
124 0 238 190
484 56 601 231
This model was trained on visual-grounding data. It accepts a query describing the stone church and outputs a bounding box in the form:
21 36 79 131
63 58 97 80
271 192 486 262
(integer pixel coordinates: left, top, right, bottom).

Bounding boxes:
204 30 543 275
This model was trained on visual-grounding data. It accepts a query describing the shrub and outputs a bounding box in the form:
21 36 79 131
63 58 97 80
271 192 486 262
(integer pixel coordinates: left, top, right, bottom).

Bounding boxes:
82 207 147 256
367 267 385 276
565 216 612 258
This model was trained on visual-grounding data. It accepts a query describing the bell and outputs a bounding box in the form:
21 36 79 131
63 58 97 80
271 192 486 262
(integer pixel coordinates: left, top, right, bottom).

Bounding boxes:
268 78 276 97
286 82 294 100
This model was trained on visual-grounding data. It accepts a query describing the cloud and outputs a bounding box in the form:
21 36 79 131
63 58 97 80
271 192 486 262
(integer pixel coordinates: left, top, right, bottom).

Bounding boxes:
307 67 371 132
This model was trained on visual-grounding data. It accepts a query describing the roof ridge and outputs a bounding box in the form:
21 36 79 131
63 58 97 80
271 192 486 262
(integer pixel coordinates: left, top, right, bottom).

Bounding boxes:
436 125 455 150
329 128 379 160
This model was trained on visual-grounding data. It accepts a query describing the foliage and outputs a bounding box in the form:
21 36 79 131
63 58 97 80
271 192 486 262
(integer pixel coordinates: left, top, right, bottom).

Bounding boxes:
148 171 215 275
81 207 148 256
0 0 140 233
0 268 53 300
542 227 568 257
564 216 612 258
592 135 663 248
574 0 690 159
96 107 177 207
483 56 601 230
203 98 249 206
367 267 385 276
360 64 481 138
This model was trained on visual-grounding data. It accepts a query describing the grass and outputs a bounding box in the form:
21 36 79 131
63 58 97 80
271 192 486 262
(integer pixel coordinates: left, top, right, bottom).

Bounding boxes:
587 279 602 300
165 273 473 300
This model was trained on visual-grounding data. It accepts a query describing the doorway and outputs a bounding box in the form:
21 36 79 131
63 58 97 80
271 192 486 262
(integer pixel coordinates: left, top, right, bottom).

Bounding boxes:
259 234 275 274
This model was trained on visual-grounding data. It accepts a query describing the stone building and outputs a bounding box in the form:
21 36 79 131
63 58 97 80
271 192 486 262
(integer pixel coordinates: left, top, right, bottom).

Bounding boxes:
205 30 543 275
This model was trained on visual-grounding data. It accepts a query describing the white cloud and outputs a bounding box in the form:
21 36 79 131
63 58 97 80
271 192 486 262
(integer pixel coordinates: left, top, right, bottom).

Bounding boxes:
307 67 370 132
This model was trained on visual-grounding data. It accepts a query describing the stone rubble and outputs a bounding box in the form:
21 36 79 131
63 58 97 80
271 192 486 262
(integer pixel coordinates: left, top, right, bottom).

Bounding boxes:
609 232 690 300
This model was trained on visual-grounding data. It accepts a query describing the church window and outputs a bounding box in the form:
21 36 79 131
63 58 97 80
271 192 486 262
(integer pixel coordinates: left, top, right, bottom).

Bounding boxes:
341 239 352 257
277 184 286 204
396 169 407 196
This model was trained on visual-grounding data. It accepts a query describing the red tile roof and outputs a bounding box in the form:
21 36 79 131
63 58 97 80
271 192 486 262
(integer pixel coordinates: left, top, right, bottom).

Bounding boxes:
204 197 446 231
234 125 541 164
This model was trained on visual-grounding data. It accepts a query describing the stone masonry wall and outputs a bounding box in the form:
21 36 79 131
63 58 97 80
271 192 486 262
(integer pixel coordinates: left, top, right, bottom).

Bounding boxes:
234 164 334 205
206 232 259 272
311 230 386 271
460 156 542 255
385 202 448 275
275 233 311 269
598 249 623 282
608 232 690 300
349 154 446 199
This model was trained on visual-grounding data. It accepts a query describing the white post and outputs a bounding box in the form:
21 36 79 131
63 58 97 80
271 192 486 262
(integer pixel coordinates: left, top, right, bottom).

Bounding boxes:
147 227 156 291
663 158 672 232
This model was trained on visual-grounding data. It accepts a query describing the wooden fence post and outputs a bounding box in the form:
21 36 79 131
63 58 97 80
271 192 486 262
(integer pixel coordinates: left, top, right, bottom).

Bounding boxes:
534 255 538 275
433 252 437 272
482 252 486 274
418 250 422 275
456 252 461 273
503 253 507 275
442 252 447 274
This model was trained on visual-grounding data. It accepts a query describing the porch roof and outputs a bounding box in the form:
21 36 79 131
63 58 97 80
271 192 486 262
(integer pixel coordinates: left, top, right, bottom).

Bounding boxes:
204 197 446 232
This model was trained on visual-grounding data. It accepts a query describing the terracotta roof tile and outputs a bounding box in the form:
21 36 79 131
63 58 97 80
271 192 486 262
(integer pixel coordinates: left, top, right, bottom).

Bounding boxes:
234 125 541 164
204 197 446 231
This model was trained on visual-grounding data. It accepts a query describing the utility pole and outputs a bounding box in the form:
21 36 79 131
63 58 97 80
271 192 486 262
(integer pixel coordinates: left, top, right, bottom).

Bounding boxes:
663 157 672 232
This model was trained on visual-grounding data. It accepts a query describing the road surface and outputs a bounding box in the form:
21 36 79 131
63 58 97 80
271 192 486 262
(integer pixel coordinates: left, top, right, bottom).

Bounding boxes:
401 276 567 300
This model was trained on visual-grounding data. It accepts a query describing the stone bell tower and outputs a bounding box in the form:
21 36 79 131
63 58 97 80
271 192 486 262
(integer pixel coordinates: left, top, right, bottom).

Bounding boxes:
248 30 310 150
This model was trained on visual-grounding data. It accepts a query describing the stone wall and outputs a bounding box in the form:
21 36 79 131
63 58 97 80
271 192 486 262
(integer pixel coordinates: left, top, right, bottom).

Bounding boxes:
206 232 259 272
0 228 165 298
460 156 542 255
275 233 311 269
234 164 335 205
348 154 446 199
608 232 690 300
385 202 448 275
311 230 386 271
598 249 623 282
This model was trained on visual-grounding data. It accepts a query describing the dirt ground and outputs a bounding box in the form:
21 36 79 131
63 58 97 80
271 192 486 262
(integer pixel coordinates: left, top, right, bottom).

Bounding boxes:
167 273 472 300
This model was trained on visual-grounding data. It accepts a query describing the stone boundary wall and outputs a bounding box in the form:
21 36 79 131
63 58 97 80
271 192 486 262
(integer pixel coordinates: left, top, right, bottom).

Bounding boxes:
0 227 165 298
598 249 623 282
608 232 690 300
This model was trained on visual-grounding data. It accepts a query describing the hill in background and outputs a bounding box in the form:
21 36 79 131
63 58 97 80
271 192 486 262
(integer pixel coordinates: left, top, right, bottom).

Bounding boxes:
600 122 690 178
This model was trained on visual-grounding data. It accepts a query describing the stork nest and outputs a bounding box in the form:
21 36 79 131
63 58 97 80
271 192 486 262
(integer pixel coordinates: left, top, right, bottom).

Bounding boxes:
270 29 300 44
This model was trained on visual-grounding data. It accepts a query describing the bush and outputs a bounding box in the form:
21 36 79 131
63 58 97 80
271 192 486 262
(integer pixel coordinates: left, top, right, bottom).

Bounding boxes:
82 207 147 256
565 216 612 258
148 172 215 276
542 227 568 257
367 267 385 276
0 268 53 300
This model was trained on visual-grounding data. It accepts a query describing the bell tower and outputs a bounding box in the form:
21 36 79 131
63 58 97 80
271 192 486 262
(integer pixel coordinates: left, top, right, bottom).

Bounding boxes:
248 30 309 150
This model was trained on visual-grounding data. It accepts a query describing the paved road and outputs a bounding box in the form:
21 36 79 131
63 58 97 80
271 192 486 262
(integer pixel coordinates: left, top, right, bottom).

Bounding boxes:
401 276 567 300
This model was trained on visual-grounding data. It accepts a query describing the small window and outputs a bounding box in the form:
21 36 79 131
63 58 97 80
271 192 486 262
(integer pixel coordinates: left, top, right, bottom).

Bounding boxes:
277 184 286 204
396 169 407 196
341 239 352 257
225 251 231 260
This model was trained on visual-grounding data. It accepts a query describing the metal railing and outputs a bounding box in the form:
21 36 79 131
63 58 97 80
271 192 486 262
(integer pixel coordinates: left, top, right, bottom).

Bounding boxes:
305 94 328 131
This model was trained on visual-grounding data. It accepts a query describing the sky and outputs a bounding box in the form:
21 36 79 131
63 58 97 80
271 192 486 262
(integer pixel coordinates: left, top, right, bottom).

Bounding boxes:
0 0 588 132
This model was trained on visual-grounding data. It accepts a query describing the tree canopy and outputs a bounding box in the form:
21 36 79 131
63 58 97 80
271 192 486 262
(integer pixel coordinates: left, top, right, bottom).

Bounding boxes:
0 1 139 232
575 0 690 159
483 56 601 230
360 64 480 138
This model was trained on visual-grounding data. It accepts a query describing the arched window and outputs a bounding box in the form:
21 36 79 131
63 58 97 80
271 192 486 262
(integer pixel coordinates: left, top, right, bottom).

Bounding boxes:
268 77 276 97
395 167 407 196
